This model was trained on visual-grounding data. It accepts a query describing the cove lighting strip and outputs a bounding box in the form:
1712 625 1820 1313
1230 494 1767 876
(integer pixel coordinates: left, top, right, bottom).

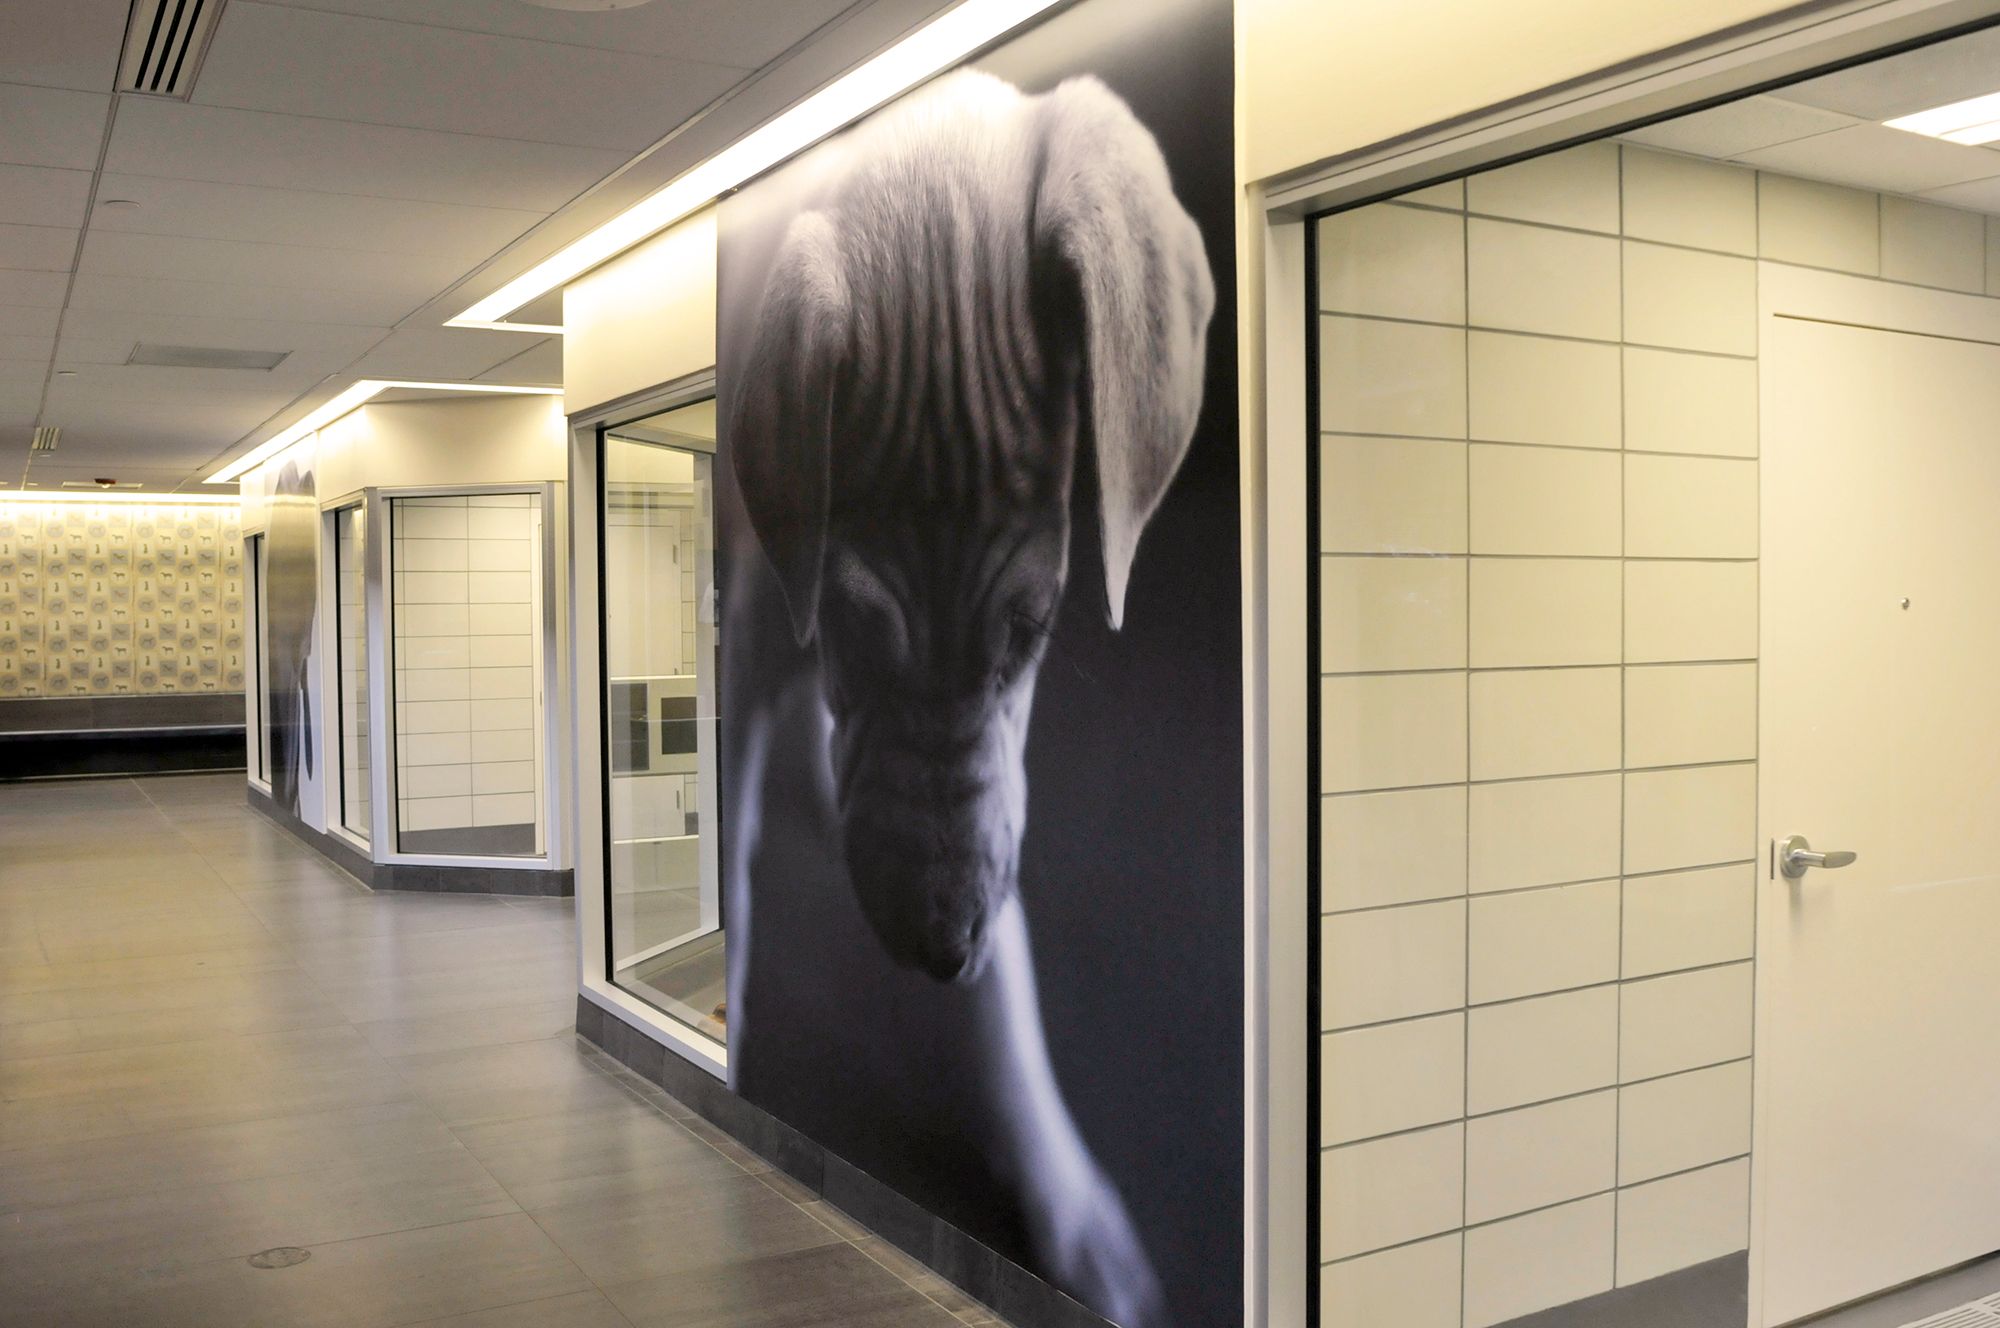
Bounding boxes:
1884 90 2000 144
0 489 239 505
445 0 1065 331
204 380 564 485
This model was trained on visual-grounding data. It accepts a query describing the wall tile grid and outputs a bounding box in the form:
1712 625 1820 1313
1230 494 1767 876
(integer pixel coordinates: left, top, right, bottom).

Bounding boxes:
0 502 244 698
1316 145 2000 1326
390 494 540 835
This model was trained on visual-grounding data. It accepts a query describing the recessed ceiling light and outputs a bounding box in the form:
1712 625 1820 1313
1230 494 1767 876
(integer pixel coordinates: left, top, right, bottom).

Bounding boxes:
1884 90 2000 145
99 198 141 211
514 0 658 8
55 370 77 377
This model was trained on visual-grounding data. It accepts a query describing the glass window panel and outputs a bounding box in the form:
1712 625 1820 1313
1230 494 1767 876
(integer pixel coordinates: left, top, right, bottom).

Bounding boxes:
602 399 724 1040
334 505 370 840
247 532 268 785
388 492 546 857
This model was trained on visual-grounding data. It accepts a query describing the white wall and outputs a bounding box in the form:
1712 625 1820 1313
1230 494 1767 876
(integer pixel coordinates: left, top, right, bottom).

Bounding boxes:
563 208 718 416
316 395 567 502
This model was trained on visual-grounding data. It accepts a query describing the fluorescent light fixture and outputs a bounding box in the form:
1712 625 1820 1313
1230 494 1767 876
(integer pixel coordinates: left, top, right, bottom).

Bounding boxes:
0 489 239 506
1884 90 2000 144
446 0 1063 330
205 379 564 485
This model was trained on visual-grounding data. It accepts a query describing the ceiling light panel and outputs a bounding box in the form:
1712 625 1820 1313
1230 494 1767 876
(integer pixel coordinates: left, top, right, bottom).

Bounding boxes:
1885 90 2000 145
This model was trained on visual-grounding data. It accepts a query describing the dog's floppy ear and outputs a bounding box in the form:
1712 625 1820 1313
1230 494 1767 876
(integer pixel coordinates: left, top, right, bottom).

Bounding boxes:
1033 76 1216 630
729 211 850 645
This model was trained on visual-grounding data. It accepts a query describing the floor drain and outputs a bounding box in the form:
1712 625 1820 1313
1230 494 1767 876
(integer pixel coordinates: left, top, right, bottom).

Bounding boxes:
247 1247 310 1270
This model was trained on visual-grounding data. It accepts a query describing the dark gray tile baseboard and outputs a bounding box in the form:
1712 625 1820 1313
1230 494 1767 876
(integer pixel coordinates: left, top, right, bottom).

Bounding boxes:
246 784 575 897
1496 1253 1749 1328
577 996 1114 1328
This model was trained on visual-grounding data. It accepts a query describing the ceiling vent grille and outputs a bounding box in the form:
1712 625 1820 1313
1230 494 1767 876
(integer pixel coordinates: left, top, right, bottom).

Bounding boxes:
60 480 141 490
118 0 230 100
129 343 288 371
30 427 60 453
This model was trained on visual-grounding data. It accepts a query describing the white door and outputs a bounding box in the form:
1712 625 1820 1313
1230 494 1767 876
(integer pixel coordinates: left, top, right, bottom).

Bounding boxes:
1758 315 2000 1326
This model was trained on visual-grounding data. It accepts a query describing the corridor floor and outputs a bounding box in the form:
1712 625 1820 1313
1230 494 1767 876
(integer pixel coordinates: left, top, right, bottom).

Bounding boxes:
0 774 999 1328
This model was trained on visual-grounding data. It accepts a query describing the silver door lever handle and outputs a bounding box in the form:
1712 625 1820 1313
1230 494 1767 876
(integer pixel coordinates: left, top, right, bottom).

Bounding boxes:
1777 834 1858 880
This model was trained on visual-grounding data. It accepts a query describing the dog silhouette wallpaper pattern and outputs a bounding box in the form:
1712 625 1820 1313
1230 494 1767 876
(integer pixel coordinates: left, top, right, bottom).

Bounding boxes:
0 502 244 698
712 0 1240 1323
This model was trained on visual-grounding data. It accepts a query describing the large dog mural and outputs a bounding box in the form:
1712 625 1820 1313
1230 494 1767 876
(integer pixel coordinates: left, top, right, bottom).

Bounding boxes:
720 67 1216 1326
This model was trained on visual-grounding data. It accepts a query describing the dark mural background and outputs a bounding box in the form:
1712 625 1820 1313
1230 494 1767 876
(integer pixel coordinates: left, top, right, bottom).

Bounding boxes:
712 0 1241 1323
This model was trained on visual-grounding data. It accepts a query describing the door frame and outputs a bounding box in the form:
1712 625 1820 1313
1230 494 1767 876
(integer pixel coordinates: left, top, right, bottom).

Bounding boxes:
1251 2 2000 1323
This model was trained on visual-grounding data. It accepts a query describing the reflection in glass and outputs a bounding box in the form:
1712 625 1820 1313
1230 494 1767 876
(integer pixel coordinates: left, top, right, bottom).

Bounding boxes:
389 493 546 857
603 400 724 1039
335 505 370 840
248 532 269 785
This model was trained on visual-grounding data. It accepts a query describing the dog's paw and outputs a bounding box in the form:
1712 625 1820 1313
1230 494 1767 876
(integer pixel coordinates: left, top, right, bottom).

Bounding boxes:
1025 1165 1169 1328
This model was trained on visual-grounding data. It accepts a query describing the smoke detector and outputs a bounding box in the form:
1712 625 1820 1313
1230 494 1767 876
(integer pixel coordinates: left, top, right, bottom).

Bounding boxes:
118 0 230 100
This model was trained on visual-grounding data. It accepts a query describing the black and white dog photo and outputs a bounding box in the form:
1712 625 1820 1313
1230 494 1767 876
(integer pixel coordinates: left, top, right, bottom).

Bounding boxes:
715 1 1240 1321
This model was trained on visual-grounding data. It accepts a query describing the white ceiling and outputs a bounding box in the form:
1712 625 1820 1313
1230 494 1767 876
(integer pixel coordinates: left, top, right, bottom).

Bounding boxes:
1624 26 2000 208
0 0 900 492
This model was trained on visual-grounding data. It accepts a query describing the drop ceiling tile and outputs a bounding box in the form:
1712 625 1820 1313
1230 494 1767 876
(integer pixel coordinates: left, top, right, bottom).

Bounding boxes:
1918 175 2000 215
67 272 418 329
195 3 746 151
0 360 47 385
476 337 562 386
104 100 627 212
1738 123 2000 195
77 229 467 301
51 364 317 400
51 335 136 365
57 307 385 359
0 85 110 170
0 335 55 362
247 0 852 68
0 0 127 91
1621 96 1859 159
0 382 44 415
1770 26 2000 120
0 270 70 309
0 305 62 338
0 223 80 272
346 325 545 380
0 164 93 228
87 173 546 257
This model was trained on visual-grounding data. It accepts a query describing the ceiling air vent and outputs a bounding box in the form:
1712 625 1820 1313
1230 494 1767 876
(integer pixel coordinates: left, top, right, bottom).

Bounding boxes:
129 342 288 371
118 0 230 100
30 427 60 453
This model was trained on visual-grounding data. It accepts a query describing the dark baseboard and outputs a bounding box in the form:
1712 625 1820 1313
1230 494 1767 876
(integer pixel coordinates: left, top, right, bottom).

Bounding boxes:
1496 1252 1749 1328
247 784 574 897
0 694 249 780
576 996 1115 1328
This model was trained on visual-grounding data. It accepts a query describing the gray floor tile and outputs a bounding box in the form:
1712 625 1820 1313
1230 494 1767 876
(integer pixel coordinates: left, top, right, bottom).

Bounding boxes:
604 1243 965 1328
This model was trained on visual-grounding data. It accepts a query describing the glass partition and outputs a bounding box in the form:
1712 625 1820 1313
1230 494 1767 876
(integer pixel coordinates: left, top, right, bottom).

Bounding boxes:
333 504 369 841
601 400 724 1039
388 492 546 857
246 531 268 785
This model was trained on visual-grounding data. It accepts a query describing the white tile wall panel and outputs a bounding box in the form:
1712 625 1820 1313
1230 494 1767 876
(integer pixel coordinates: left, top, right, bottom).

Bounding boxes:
401 763 471 798
401 699 471 733
1625 663 1757 768
1320 436 1468 555
1469 667 1621 782
397 538 469 571
396 604 471 637
469 603 533 634
398 635 472 670
1758 174 1880 274
1619 1061 1752 1185
472 635 536 667
1322 786 1468 911
1468 879 1620 1004
468 666 535 700
1318 204 1467 323
1467 986 1619 1114
1320 556 1467 673
1625 561 1758 663
1615 1159 1750 1287
1463 1195 1615 1328
1623 348 1758 458
398 668 470 702
1468 774 1623 893
472 761 537 796
1620 148 1757 255
1323 1012 1466 1145
1623 864 1755 979
468 571 532 603
1466 1090 1618 1223
1320 672 1467 794
1467 219 1621 340
402 732 473 766
1880 196 1986 293
471 728 536 763
1625 454 1758 560
400 571 469 603
1620 963 1755 1082
1322 900 1466 1030
1466 142 1622 234
473 792 536 826
1319 316 1468 438
469 698 533 731
1622 243 1757 356
1321 1122 1465 1261
468 506 536 538
1623 764 1757 875
1467 332 1621 450
468 538 533 571
397 504 469 539
1468 445 1621 557
1468 559 1620 668
1321 1233 1463 1328
401 796 473 830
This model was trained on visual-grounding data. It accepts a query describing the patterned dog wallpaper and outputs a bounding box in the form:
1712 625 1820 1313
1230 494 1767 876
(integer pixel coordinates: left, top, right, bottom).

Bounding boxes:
0 502 245 698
